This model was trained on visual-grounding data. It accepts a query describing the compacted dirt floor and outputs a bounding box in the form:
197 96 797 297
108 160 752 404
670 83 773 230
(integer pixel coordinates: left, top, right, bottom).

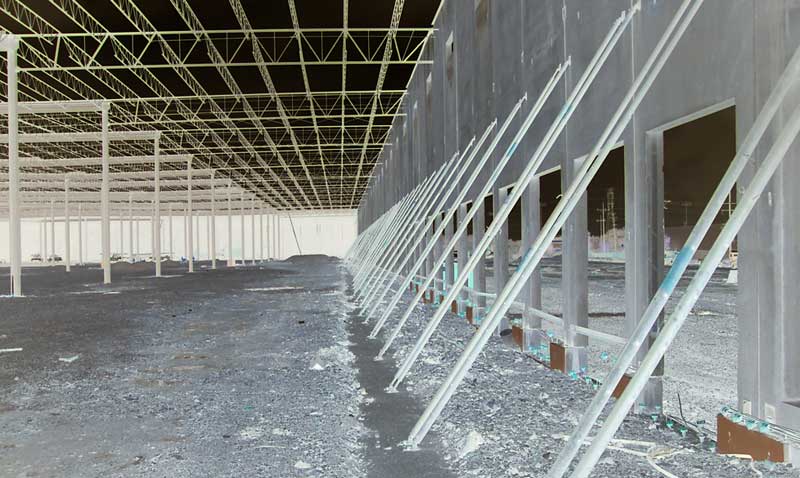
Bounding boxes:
0 258 365 477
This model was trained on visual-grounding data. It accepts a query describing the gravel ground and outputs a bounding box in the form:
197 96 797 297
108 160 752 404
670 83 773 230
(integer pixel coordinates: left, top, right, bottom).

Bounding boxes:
371 285 799 477
483 256 738 431
0 257 366 477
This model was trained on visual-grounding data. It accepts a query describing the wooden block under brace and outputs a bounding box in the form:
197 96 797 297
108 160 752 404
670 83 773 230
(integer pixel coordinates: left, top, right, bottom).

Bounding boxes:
549 342 566 373
716 414 786 462
611 373 632 399
511 325 524 350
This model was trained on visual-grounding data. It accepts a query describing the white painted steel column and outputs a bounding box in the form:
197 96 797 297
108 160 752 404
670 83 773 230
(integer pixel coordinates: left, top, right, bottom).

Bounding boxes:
64 178 71 272
227 180 234 266
240 192 246 265
101 102 111 283
50 200 55 263
183 211 188 261
5 36 21 296
78 204 83 265
276 214 282 260
154 134 161 277
187 158 194 273
259 207 264 263
211 171 217 269
136 217 140 258
128 194 134 262
250 198 256 264
168 203 173 260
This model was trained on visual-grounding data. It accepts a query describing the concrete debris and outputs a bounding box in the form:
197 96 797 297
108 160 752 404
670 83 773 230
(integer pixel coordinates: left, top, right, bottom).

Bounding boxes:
458 431 485 459
293 460 312 470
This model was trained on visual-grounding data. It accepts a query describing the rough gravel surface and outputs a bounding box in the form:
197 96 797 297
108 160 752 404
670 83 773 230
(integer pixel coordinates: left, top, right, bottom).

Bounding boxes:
372 284 799 477
485 256 739 430
0 258 365 477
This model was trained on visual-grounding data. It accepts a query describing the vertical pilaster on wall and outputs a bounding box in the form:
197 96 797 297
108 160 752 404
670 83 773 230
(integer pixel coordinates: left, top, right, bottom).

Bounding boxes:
431 215 440 298
738 2 800 434
522 177 543 350
444 212 455 302
493 187 510 332
561 155 588 372
456 203 470 315
425 215 434 289
623 131 665 414
472 200 487 315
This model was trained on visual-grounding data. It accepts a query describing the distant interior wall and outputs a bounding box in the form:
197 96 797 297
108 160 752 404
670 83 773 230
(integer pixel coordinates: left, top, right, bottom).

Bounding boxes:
279 211 357 259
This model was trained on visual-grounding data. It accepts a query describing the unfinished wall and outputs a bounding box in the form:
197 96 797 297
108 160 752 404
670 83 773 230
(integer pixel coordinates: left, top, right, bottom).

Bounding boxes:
356 0 800 433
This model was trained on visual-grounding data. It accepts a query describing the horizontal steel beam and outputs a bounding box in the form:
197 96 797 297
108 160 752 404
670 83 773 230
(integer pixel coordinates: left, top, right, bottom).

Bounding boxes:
0 100 104 114
0 131 160 143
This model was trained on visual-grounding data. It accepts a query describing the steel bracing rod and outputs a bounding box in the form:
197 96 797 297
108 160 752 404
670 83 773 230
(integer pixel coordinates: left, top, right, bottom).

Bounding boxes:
351 179 432 287
346 211 381 260
557 8 797 477
345 222 373 261
372 65 561 346
358 129 484 312
350 187 422 278
354 158 455 296
351 209 401 265
362 103 520 328
403 8 636 448
378 65 564 364
350 201 413 283
349 218 396 275
345 213 378 261
358 138 477 311
572 77 800 478
353 171 438 290
370 63 567 341
352 161 451 289
350 180 429 282
355 153 462 302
